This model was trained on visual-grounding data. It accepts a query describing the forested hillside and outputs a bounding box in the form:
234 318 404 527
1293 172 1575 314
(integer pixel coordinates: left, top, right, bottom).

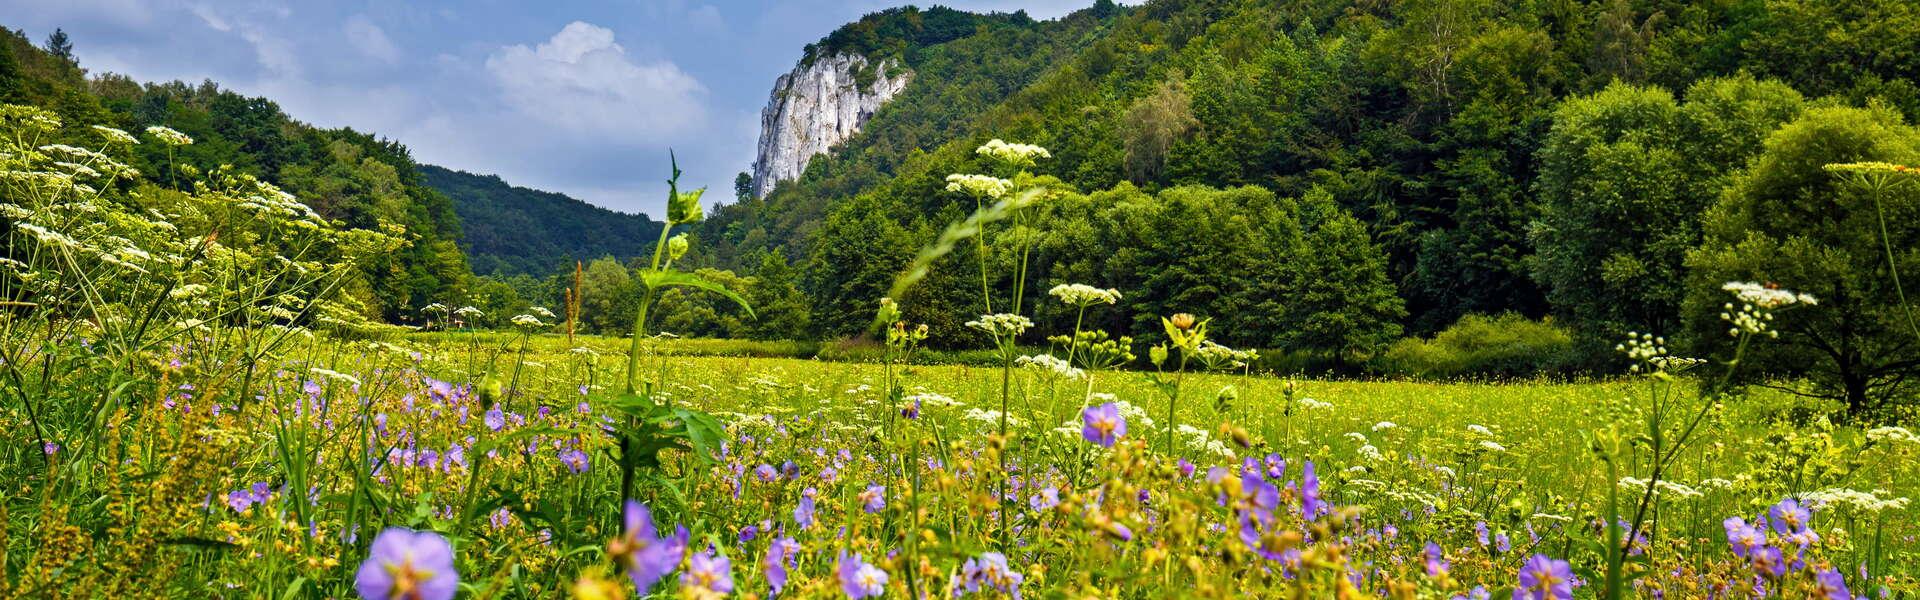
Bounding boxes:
0 27 468 323
421 165 664 277
700 0 1920 370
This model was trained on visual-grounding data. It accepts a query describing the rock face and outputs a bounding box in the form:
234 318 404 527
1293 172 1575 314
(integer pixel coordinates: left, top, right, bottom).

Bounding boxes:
751 53 911 198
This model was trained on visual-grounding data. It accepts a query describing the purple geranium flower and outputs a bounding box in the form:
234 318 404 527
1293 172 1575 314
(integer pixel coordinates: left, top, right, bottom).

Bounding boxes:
764 536 800 597
1080 402 1126 448
559 448 590 473
1513 554 1573 600
1724 517 1764 558
1769 498 1812 535
484 406 505 431
837 551 887 599
794 487 818 530
1424 542 1448 577
860 484 886 514
615 500 688 593
1300 461 1328 521
354 528 458 600
1814 568 1851 600
1750 545 1786 579
957 551 1024 597
682 548 734 595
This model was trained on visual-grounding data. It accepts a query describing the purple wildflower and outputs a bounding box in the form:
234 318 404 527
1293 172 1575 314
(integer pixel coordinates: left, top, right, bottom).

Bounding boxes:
1080 402 1126 448
794 487 818 530
682 548 734 595
615 500 688 593
1300 461 1328 521
1424 542 1448 577
354 528 458 600
764 536 800 597
957 551 1023 597
837 551 888 599
559 448 590 473
1769 498 1812 535
1750 545 1786 579
1029 486 1060 512
1724 517 1764 558
484 406 505 431
1814 568 1851 600
1513 554 1573 600
860 484 886 514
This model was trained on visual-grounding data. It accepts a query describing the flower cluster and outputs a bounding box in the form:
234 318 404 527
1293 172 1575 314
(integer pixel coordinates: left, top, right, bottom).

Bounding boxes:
966 313 1033 338
1049 283 1122 307
944 173 1014 199
975 138 1052 167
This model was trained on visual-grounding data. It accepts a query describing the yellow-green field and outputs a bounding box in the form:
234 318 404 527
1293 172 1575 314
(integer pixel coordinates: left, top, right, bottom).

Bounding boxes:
9 326 1908 598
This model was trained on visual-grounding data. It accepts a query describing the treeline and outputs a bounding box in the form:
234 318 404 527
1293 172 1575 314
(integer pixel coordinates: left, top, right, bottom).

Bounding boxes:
0 27 468 323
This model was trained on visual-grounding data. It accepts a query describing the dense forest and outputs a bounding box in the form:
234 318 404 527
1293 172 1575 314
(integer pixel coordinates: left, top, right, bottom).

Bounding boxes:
692 0 1919 387
420 165 664 277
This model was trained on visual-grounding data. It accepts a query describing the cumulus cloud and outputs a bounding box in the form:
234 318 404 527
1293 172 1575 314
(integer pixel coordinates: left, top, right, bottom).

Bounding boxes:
343 15 400 63
484 21 706 141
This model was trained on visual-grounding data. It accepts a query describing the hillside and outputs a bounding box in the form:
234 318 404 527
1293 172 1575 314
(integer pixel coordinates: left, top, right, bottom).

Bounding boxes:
0 26 469 323
420 165 664 276
704 0 1920 349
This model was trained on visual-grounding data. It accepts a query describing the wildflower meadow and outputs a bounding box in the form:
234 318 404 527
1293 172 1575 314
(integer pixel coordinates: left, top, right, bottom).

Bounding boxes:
4 98 1919 600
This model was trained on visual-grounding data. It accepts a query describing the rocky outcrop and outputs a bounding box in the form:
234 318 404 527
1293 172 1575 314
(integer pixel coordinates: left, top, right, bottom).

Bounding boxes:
751 53 911 198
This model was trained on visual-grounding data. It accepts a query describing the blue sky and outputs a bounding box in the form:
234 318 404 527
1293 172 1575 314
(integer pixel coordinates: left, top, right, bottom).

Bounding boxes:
5 0 1108 215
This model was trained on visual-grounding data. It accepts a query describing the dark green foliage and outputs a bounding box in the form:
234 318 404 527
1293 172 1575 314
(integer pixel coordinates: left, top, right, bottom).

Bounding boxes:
1685 106 1920 417
0 28 468 324
1533 77 1803 358
420 165 665 277
1380 313 1577 380
694 0 1920 358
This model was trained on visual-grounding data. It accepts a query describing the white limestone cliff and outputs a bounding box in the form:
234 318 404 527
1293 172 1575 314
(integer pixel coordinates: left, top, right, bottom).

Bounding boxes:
750 53 911 198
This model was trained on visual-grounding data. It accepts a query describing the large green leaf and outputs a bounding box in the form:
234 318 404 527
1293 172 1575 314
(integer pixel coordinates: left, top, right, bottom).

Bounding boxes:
640 270 756 319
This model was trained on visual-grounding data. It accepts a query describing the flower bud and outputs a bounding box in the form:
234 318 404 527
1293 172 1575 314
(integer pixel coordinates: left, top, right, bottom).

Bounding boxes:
666 233 689 260
667 188 705 224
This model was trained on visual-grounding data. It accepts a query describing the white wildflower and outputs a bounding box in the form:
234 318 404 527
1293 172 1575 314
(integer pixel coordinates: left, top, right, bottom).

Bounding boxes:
966 313 1033 338
975 139 1051 167
145 125 194 146
1016 354 1085 379
308 367 363 387
944 174 1013 199
1372 421 1398 432
1049 283 1122 307
92 125 138 145
511 314 546 328
1867 426 1920 445
1722 281 1817 309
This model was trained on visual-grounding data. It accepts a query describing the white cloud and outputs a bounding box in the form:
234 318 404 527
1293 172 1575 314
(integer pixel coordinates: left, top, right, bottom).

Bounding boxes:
484 21 706 141
343 15 401 63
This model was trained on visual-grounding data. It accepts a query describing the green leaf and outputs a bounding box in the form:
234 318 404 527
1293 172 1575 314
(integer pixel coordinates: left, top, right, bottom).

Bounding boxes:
641 270 755 319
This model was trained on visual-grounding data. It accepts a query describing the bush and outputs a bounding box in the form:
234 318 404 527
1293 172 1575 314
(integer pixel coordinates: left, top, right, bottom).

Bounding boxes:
1378 314 1576 380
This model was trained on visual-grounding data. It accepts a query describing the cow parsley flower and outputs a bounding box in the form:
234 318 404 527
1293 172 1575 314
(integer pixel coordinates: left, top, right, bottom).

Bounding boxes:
974 139 1051 167
966 313 1033 338
145 125 194 146
945 174 1013 199
1048 283 1121 307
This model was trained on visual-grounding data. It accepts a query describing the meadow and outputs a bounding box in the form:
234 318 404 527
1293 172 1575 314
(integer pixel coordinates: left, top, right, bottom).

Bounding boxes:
3 324 1916 599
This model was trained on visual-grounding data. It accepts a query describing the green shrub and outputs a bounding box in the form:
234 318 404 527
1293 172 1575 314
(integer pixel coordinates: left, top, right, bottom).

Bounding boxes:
1379 314 1576 380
